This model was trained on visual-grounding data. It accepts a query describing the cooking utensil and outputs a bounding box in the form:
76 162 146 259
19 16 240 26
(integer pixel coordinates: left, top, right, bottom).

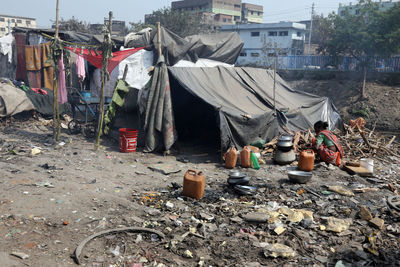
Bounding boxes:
287 170 312 184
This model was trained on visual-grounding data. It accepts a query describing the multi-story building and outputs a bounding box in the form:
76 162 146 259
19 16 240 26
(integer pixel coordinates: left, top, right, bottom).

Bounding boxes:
221 22 306 66
171 0 263 26
338 0 399 16
241 3 263 24
0 14 36 37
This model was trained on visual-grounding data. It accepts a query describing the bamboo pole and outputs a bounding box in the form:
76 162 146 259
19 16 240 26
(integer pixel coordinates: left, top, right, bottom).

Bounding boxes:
53 0 61 142
273 56 277 116
157 22 162 57
94 11 113 150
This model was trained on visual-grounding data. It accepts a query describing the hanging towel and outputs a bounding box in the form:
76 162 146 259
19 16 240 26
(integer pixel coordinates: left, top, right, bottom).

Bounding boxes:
57 54 67 104
14 33 27 82
25 45 41 71
41 42 54 90
75 54 86 80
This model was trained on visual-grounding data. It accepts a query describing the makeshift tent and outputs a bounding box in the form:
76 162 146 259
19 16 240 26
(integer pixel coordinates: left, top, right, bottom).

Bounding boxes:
125 27 244 66
136 66 342 152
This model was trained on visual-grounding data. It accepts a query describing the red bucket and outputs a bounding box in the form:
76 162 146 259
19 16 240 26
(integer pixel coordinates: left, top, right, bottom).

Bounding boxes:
119 128 138 153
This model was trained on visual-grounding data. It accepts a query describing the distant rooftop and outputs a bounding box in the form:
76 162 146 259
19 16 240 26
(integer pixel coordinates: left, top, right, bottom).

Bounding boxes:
221 22 306 31
0 14 36 20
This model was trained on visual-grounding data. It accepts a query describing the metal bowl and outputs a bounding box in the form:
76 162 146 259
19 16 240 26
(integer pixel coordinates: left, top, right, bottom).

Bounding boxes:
234 185 257 195
227 176 250 186
288 170 312 184
229 171 246 178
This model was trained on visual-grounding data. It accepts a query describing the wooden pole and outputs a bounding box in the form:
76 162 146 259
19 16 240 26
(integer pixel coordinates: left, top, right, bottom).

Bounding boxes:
94 11 112 150
157 22 162 57
273 56 277 116
53 0 61 141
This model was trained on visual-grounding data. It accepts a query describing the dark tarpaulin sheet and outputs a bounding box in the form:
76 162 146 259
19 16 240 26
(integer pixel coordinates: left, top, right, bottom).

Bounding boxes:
141 56 177 152
167 66 342 150
143 27 243 66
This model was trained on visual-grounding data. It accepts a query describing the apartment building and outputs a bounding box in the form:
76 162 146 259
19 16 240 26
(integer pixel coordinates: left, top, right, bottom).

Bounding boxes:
0 14 36 37
171 0 263 25
221 22 306 65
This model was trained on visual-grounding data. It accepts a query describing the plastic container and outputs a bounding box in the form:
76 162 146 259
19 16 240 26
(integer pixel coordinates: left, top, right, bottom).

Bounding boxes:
298 150 315 171
224 147 238 169
360 158 374 173
183 170 205 200
250 151 260 170
241 146 251 168
119 128 138 153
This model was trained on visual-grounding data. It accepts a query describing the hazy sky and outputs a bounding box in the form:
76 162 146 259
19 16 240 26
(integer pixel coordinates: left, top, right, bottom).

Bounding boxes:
5 0 355 28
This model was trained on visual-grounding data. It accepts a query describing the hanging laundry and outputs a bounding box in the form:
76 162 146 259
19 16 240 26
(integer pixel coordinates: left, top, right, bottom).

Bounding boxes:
14 33 27 82
57 53 68 104
25 45 42 88
41 42 54 90
65 46 144 74
0 34 14 63
76 54 86 80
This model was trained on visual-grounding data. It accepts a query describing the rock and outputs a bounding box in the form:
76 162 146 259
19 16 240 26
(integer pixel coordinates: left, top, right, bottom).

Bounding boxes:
243 212 269 223
315 255 328 263
145 208 161 216
369 217 384 229
230 216 244 224
335 260 346 267
359 206 373 221
298 209 314 221
288 211 304 223
325 217 351 233
274 226 286 235
328 185 355 197
264 243 296 258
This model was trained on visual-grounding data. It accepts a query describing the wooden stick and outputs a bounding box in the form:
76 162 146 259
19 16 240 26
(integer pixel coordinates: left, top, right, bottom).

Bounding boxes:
387 136 396 148
53 0 61 142
94 11 113 150
157 22 162 57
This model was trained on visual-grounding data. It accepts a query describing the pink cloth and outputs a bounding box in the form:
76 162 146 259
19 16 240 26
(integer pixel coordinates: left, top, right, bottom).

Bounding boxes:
57 54 67 104
76 54 85 80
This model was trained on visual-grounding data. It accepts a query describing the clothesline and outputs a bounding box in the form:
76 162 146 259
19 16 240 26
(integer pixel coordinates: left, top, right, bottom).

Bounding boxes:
40 32 100 48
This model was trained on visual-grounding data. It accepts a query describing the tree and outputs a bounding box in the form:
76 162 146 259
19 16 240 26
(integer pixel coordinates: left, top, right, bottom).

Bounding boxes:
136 7 212 37
317 0 400 99
56 16 91 33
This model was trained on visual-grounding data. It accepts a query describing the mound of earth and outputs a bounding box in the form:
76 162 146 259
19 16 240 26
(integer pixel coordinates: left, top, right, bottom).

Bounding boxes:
288 79 400 132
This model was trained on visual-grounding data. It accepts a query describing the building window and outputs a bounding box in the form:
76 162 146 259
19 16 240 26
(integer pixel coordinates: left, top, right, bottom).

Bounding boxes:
17 19 22 23
251 53 260 57
279 31 288 36
0 18 5 22
234 4 241 8
251 11 254 15
258 12 262 16
11 19 15 22
223 18 227 22
297 31 301 37
340 11 345 16
251 32 260 37
234 16 240 21
26 20 31 25
268 31 277 36
240 52 247 57
0 28 5 32
355 9 360 15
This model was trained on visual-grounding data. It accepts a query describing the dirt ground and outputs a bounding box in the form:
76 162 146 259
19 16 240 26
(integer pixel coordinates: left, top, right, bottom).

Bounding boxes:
1 116 400 267
288 78 400 132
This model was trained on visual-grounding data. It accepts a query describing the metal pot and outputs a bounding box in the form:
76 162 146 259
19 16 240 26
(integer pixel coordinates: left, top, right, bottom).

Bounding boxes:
277 136 293 151
274 149 296 165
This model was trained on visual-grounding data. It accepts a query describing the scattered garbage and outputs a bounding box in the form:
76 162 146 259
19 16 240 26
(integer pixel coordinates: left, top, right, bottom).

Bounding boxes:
10 252 29 260
264 243 296 258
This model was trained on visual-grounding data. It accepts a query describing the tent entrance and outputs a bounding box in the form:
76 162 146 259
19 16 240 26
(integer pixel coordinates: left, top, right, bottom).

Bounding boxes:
170 76 220 152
